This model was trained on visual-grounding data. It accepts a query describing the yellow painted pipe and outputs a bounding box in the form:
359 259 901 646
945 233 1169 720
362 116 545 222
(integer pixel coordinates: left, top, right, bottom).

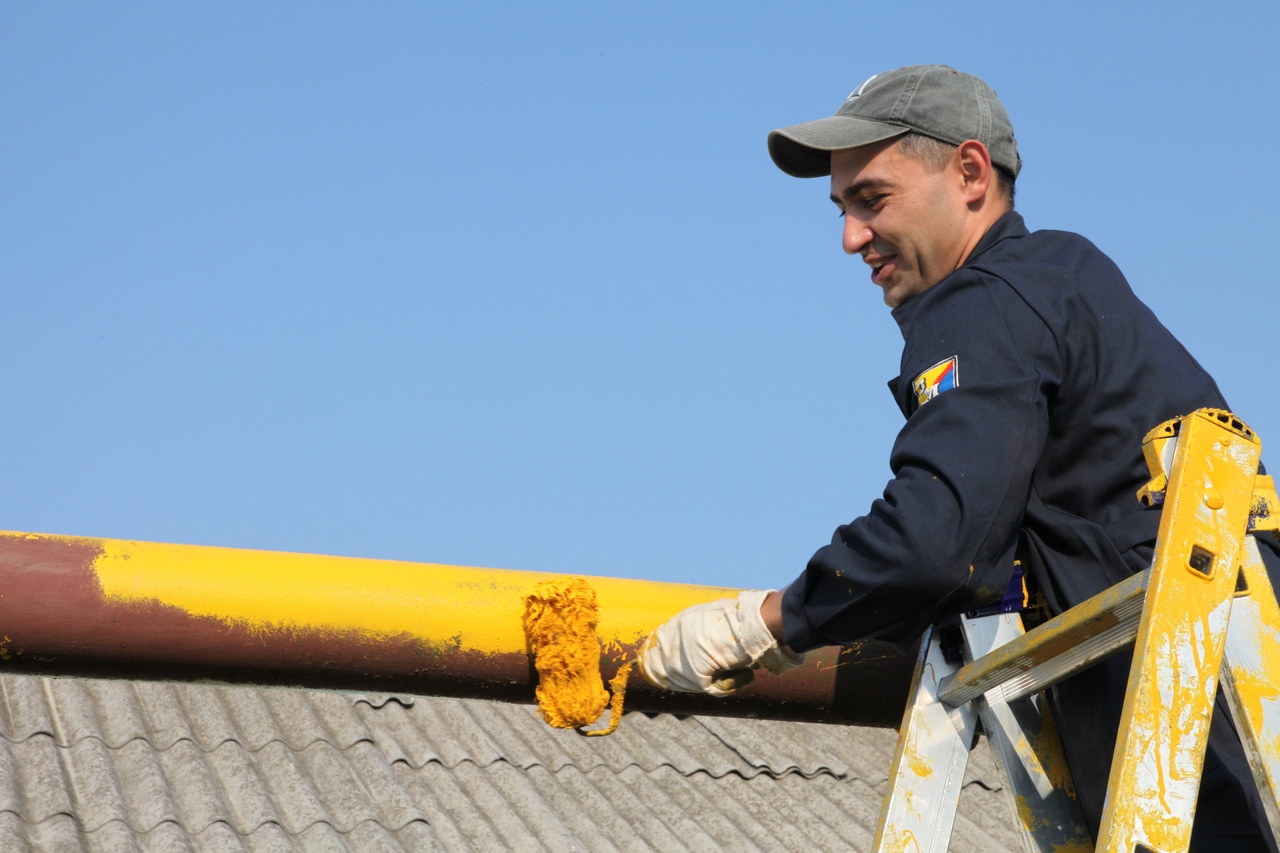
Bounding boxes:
0 530 914 726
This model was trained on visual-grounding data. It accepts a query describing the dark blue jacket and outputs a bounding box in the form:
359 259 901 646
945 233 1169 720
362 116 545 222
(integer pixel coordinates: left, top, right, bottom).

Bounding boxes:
777 209 1280 848
781 211 1237 651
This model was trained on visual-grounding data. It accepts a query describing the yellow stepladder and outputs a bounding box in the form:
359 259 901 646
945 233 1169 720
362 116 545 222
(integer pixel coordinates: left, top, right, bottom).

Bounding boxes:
871 409 1280 853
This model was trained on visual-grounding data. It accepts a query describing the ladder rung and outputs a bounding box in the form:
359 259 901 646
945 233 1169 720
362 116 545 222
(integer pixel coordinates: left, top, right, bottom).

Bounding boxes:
937 568 1150 706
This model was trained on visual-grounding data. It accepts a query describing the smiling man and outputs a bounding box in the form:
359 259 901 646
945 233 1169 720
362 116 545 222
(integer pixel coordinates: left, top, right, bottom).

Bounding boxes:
830 137 1008 308
638 65 1279 850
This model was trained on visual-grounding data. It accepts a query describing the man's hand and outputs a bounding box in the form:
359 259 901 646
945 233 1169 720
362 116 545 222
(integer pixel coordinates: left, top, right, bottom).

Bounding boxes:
637 589 804 697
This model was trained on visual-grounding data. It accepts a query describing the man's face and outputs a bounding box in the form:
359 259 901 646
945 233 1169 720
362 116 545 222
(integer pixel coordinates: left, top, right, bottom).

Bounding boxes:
830 140 970 308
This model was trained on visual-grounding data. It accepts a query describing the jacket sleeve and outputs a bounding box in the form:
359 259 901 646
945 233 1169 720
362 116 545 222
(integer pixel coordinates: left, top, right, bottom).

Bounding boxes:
781 269 1058 651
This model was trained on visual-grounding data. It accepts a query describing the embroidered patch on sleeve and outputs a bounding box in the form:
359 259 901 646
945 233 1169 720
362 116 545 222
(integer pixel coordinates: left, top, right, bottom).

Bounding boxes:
913 356 958 406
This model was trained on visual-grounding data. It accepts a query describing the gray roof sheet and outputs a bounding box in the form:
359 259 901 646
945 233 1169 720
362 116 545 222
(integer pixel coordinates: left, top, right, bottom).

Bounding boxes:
0 674 1023 851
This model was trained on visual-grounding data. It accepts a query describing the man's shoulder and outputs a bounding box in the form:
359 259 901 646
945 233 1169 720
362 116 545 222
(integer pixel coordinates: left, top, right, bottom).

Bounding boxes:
894 256 1049 351
982 225 1112 275
898 218 1136 339
967 223 1134 321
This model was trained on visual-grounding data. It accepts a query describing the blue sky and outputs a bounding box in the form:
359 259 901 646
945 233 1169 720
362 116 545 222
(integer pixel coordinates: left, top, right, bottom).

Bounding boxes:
2 3 1276 590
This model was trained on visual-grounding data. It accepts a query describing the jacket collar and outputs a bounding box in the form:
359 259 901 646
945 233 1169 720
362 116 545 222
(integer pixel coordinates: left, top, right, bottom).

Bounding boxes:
891 210 1027 324
965 210 1028 265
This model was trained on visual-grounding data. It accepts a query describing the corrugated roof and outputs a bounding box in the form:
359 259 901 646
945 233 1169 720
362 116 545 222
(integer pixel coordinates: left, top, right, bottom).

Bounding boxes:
0 675 1023 851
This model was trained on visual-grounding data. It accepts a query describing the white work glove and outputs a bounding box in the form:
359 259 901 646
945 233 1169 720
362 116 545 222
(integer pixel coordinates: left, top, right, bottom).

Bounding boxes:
638 589 805 697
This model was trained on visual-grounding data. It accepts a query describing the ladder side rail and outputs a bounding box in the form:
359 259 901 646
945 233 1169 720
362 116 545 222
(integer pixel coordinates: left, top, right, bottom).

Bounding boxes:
1220 533 1280 846
959 612 1095 853
1096 410 1260 853
872 625 980 853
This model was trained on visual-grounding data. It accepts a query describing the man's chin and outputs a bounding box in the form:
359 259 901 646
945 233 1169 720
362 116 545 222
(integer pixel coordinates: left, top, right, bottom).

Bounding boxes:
879 277 931 308
880 284 907 308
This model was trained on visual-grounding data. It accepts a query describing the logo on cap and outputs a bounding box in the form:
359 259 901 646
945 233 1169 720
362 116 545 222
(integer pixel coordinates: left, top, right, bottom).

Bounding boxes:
846 74 878 101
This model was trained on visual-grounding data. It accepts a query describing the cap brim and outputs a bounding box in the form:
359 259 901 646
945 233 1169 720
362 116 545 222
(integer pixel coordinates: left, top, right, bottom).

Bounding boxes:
768 116 910 178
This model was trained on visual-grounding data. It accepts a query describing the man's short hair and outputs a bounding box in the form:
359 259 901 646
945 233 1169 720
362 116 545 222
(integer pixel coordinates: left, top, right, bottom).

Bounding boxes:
895 132 1016 207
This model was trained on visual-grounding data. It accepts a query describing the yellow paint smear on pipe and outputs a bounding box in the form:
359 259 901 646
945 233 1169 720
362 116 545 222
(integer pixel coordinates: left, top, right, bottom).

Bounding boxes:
45 534 740 655
522 577 634 736
522 577 610 729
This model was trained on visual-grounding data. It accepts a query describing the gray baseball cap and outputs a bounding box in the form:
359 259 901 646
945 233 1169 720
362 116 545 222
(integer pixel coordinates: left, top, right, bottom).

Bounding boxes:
768 65 1021 179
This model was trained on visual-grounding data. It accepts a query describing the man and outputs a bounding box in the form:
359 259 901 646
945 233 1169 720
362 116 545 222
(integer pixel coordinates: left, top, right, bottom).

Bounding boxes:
638 65 1279 850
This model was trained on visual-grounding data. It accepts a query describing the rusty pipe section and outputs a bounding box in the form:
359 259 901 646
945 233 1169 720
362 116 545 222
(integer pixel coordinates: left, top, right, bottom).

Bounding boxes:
0 531 914 727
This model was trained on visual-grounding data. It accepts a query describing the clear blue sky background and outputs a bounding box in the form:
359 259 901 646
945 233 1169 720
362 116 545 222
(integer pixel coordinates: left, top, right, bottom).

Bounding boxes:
2 3 1276 591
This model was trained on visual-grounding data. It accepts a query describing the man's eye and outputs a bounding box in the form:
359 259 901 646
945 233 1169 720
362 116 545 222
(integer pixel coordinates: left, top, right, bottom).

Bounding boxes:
861 195 884 210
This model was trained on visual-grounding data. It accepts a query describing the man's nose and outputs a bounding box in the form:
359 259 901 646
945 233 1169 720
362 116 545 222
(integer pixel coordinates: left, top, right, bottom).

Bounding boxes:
842 216 873 256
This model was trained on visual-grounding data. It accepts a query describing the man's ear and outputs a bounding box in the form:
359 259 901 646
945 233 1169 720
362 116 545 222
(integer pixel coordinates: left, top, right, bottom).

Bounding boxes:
955 140 994 206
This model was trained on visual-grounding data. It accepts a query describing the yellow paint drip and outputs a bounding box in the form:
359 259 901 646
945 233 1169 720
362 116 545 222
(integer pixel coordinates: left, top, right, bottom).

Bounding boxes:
581 661 635 738
522 577 626 732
